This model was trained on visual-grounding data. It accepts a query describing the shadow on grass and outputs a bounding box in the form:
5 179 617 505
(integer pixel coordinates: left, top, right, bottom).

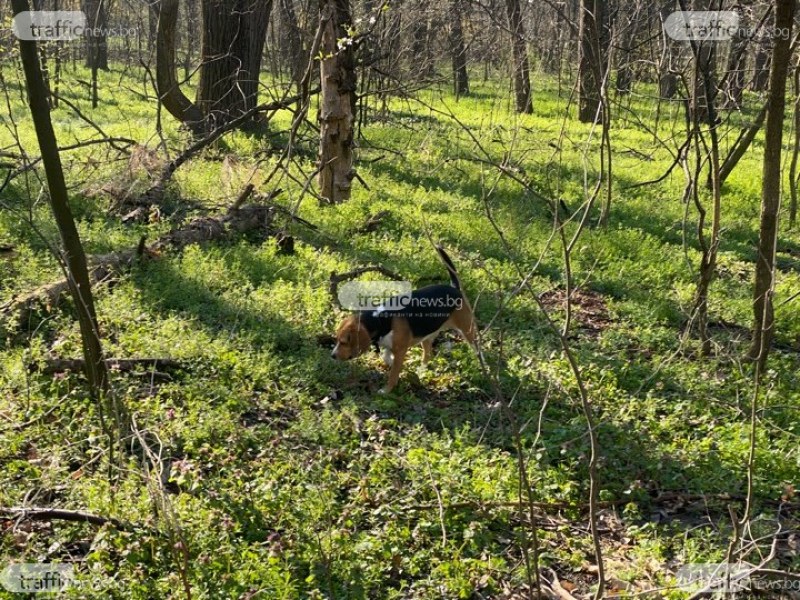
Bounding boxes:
129 253 301 352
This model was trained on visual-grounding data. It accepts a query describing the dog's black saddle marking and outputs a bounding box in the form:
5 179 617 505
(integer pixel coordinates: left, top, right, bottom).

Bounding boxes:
365 284 462 340
357 310 393 350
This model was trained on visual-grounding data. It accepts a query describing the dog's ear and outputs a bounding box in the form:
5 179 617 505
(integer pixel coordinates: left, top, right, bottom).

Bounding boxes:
356 325 372 354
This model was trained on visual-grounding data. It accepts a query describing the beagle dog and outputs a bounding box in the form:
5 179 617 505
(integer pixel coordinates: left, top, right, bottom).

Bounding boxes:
331 246 477 393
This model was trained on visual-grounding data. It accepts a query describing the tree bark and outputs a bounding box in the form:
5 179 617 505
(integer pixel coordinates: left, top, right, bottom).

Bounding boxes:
578 0 605 123
83 0 108 70
318 0 357 204
411 0 432 77
658 2 678 99
148 0 159 51
449 0 469 97
505 0 532 113
616 41 633 95
750 0 795 366
722 7 748 109
790 59 800 229
11 0 119 428
154 0 206 135
682 0 723 354
752 24 772 92
183 0 197 80
278 0 305 89
196 0 272 125
691 0 718 123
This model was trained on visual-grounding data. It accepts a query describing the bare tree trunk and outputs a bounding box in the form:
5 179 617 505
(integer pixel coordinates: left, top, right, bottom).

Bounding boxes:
578 0 605 123
682 0 722 354
148 0 159 52
750 0 795 366
154 0 206 135
11 0 127 439
83 0 109 70
411 0 432 77
616 40 633 95
689 0 718 123
615 4 646 95
505 0 532 113
722 7 748 109
278 0 305 89
233 0 273 117
183 0 197 81
790 58 800 229
658 2 678 99
318 0 356 204
752 30 772 92
196 0 272 125
449 0 469 97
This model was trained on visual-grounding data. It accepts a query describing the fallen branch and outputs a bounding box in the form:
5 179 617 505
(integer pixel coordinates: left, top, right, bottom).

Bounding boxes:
2 197 278 329
144 89 320 202
545 569 579 600
229 183 255 213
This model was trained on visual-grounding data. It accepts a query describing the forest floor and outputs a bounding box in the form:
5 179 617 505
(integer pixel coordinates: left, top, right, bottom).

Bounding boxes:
1 65 799 599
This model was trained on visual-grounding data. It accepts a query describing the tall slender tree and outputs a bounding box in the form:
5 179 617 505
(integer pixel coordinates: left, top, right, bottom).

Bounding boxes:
750 0 795 366
505 0 532 113
11 0 128 442
318 0 357 203
449 0 469 97
722 5 749 108
578 0 606 122
658 2 679 99
83 0 109 70
278 0 305 90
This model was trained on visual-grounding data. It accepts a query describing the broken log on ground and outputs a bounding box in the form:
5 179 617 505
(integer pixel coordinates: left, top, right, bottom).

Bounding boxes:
1 194 278 330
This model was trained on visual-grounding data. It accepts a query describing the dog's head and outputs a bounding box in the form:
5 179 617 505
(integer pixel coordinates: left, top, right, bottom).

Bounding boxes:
331 315 372 361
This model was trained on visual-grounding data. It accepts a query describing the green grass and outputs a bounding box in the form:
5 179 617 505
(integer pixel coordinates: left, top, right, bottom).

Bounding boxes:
1 61 799 599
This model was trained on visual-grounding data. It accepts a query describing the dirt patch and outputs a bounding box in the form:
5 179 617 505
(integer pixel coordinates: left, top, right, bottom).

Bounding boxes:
539 287 614 337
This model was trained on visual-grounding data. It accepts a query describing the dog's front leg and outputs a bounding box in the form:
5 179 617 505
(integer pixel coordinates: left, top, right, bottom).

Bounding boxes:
381 346 407 393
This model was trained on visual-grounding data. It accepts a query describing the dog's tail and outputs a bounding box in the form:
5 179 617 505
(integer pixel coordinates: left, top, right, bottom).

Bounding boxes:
436 245 461 290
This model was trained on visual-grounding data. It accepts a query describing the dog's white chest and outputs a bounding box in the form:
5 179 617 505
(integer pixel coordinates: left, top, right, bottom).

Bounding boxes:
377 332 393 349
378 332 394 366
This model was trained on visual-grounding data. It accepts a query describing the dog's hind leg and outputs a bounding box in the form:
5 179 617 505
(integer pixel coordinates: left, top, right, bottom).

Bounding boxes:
381 320 412 393
450 305 478 346
382 346 408 393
